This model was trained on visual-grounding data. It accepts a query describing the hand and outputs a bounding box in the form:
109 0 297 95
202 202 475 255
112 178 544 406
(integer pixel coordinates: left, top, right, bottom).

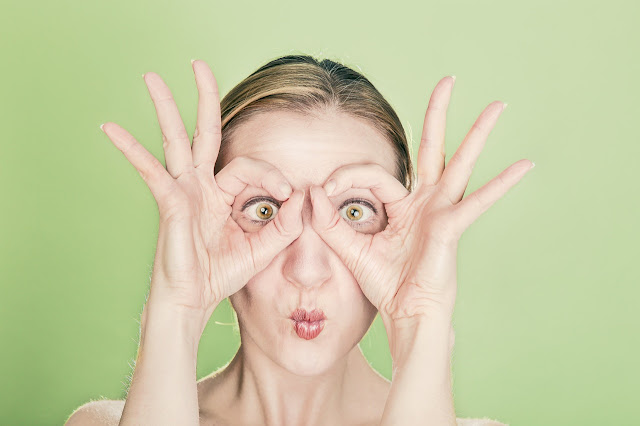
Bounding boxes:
100 60 304 327
309 76 534 322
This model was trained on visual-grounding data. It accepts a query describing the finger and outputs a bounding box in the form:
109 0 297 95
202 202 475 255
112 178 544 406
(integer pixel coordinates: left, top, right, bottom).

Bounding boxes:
190 60 222 171
101 122 176 204
245 189 305 271
323 163 409 204
214 156 294 203
309 185 373 272
143 72 193 179
416 76 456 188
439 101 507 204
451 159 533 234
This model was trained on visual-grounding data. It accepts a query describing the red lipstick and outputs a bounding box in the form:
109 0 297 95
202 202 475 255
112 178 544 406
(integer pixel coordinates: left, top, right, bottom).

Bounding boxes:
290 308 326 340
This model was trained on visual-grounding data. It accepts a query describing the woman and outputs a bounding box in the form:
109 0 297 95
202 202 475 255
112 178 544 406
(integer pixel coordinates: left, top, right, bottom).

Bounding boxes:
67 55 531 425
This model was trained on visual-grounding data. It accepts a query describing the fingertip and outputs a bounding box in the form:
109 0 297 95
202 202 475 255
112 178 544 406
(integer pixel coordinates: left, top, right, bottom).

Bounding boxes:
285 189 304 211
309 185 335 228
277 189 304 236
323 179 337 196
309 185 324 206
279 182 293 199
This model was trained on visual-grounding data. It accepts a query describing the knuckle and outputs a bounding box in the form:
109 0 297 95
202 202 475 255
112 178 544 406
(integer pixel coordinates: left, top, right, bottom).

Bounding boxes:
196 126 221 138
471 122 487 134
470 192 485 209
449 155 474 174
371 163 387 174
497 173 508 187
161 132 191 146
229 155 249 169
264 166 283 182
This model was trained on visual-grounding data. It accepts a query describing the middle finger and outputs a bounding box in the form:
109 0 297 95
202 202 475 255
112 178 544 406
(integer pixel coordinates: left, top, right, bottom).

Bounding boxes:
191 60 222 171
143 72 194 179
438 101 507 204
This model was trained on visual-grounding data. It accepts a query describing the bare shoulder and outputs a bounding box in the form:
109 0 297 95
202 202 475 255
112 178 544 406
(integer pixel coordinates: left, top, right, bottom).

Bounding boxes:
65 399 126 426
456 417 508 426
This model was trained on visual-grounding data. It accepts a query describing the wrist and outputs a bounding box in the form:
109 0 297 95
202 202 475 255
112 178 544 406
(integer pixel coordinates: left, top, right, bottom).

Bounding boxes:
140 296 214 353
381 310 454 368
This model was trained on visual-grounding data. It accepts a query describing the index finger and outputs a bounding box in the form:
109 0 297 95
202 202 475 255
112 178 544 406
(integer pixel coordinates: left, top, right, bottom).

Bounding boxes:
322 163 409 204
214 156 294 204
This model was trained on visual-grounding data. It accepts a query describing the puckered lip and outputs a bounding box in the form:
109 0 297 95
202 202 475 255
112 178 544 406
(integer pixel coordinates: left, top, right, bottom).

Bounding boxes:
290 308 326 322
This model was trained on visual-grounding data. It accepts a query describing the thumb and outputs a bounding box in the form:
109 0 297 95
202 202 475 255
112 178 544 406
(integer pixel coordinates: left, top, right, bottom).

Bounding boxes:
309 185 372 272
245 189 305 270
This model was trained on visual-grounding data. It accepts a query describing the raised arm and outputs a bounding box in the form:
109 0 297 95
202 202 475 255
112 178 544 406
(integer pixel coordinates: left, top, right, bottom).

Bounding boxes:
86 60 305 425
308 75 532 424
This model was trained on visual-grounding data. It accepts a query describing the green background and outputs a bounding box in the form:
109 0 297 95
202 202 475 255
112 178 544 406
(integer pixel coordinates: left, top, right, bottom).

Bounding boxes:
1 0 638 424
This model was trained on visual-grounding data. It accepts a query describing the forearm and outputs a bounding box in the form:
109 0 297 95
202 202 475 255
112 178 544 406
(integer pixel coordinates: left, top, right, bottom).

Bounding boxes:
380 309 456 426
119 298 210 426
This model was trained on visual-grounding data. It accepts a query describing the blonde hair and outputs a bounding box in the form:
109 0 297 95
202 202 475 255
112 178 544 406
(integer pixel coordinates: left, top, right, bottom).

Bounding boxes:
215 54 415 192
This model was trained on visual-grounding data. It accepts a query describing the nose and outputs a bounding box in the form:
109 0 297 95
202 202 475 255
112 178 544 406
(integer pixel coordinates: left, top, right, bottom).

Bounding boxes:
281 187 332 290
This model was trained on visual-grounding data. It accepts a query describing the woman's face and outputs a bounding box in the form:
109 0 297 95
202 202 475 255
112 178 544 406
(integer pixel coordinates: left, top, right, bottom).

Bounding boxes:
222 109 399 376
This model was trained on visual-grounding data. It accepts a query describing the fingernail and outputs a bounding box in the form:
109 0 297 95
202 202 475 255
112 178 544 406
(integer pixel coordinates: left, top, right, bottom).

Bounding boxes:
142 73 146 79
279 182 293 197
530 161 535 169
191 59 196 64
99 123 105 132
450 75 456 83
324 179 336 196
502 102 508 110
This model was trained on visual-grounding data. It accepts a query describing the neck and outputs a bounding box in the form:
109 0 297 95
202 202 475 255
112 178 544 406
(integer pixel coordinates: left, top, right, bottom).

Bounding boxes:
217 334 381 426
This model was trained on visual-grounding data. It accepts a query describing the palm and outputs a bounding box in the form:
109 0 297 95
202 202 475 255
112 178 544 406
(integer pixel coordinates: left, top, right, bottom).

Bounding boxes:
101 60 304 315
341 183 455 317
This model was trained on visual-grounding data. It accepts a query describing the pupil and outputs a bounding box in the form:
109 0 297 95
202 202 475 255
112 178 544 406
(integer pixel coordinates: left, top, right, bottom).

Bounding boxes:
257 204 272 219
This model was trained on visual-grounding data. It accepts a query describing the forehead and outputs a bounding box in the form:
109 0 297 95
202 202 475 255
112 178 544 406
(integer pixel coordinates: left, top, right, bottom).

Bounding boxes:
224 109 398 187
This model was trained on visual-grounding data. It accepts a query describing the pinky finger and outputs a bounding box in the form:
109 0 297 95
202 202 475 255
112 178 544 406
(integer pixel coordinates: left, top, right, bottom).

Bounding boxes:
451 159 534 234
101 122 176 204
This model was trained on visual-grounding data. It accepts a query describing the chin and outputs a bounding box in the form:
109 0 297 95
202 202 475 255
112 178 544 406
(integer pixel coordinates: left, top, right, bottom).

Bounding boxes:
279 352 337 376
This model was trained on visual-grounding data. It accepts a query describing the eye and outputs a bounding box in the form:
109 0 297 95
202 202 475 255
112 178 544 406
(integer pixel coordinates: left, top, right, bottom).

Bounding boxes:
241 197 281 226
338 198 378 228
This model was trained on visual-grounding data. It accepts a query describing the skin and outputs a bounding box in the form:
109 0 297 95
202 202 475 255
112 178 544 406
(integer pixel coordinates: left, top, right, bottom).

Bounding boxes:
195 108 398 425
66 59 528 425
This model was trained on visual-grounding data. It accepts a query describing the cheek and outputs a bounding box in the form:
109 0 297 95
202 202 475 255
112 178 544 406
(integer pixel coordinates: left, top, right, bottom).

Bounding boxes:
337 275 378 325
229 268 289 326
